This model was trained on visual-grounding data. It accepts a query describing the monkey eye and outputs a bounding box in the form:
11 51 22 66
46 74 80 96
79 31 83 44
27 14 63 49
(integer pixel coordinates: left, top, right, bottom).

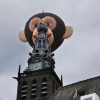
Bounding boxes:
46 22 52 27
32 24 38 28
29 17 41 32
43 16 57 30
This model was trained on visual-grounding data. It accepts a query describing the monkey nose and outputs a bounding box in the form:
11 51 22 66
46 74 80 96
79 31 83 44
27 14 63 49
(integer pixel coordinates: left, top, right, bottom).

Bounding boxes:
37 22 48 33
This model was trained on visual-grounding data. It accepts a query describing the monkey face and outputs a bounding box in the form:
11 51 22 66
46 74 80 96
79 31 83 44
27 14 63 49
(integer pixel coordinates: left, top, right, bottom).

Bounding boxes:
28 16 56 46
19 12 73 52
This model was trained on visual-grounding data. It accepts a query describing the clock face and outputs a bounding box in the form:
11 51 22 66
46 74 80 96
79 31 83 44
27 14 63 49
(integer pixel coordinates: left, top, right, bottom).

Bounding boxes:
30 61 42 71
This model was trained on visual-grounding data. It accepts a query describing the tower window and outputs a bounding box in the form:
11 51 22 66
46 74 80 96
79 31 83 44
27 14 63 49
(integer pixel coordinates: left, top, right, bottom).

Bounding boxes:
56 84 58 90
73 89 86 99
43 40 45 43
21 81 27 100
39 40 41 43
84 97 92 100
41 78 48 97
78 90 86 97
31 79 37 99
52 79 55 93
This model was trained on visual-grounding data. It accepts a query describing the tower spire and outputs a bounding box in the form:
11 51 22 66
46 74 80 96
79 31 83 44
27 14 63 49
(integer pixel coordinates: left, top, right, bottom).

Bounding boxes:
42 9 44 19
25 22 55 72
18 65 21 74
61 74 63 85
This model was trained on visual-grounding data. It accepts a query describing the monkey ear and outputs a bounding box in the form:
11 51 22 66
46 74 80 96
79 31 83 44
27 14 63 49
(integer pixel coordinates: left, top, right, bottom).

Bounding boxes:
63 26 73 39
18 30 27 42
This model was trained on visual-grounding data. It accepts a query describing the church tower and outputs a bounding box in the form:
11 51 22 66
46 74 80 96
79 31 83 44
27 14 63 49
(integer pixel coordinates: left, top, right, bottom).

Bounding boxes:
14 22 63 100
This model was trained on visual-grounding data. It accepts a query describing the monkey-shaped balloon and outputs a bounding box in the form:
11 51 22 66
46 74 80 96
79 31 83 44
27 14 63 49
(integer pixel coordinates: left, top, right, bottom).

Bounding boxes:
19 12 73 52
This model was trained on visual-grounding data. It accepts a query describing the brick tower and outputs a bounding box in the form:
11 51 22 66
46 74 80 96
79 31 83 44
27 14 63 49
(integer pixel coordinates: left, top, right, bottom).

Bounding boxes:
14 22 62 100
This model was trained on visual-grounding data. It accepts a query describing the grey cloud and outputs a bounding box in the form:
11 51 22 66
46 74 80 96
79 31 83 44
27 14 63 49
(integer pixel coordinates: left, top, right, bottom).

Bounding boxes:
0 0 100 100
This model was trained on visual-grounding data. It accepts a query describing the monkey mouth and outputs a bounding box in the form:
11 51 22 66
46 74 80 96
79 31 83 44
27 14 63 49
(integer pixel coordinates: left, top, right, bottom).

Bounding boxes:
33 35 37 38
33 33 52 39
47 34 52 38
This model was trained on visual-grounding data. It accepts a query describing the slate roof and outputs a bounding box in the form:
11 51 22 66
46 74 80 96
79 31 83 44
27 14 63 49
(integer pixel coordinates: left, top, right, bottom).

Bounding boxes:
48 76 100 100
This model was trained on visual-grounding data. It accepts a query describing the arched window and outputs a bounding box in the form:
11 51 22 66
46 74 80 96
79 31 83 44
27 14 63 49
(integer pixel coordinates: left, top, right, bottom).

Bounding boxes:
56 84 58 90
52 79 55 93
31 79 37 98
21 81 27 100
41 78 48 97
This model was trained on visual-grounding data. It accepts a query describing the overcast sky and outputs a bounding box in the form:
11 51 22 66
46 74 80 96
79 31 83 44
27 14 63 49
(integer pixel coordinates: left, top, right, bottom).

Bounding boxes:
0 0 100 100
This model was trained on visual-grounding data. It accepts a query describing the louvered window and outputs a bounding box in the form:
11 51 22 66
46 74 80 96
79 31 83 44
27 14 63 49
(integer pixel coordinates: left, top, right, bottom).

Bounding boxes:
52 79 55 93
31 79 37 98
21 81 27 100
41 78 47 97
